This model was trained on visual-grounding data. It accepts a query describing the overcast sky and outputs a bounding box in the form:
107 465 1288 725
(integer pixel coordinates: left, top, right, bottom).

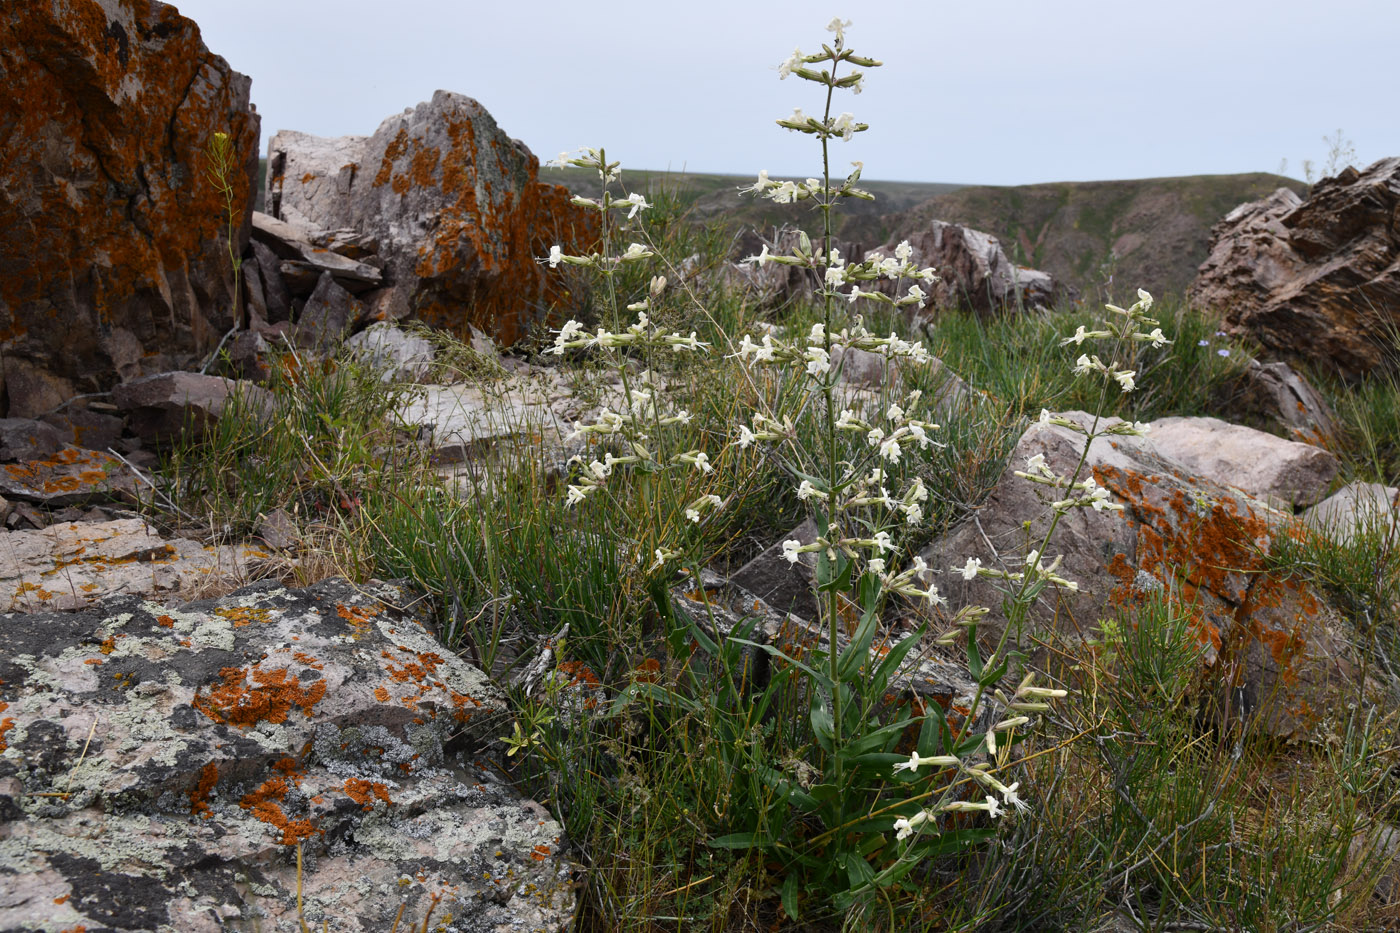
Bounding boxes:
173 0 1395 187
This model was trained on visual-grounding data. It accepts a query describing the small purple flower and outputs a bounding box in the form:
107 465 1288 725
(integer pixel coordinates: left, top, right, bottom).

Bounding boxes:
1198 339 1209 346
1217 349 1231 357
1215 331 1228 337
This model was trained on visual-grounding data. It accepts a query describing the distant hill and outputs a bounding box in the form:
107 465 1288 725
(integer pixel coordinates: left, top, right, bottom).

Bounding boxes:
890 173 1309 301
557 167 1308 302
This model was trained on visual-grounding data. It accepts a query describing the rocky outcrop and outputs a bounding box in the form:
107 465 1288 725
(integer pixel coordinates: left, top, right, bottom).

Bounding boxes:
875 220 1074 314
0 577 574 931
1190 158 1400 380
265 92 597 346
919 412 1371 739
0 0 260 418
111 371 272 447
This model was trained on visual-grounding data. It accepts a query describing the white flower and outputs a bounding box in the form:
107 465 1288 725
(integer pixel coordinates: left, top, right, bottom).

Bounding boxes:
1037 409 1052 428
878 433 902 463
620 242 652 262
624 192 651 219
959 557 982 581
1136 287 1154 309
1141 327 1168 348
866 426 885 446
872 531 894 553
894 239 913 263
823 265 844 287
892 751 959 774
778 47 803 79
831 112 857 142
867 557 886 574
1114 370 1137 392
797 480 819 500
1026 453 1046 473
781 539 802 564
565 485 588 507
692 452 712 473
686 508 701 523
985 796 1004 819
905 284 927 308
809 322 825 342
1065 325 1091 345
805 346 831 377
1073 354 1093 375
737 424 757 449
548 245 563 268
825 16 852 42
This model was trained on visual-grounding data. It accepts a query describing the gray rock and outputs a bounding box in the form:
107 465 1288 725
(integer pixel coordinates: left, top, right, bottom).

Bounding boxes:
1147 416 1340 507
0 445 138 508
0 418 68 461
112 372 272 447
1220 358 1340 443
1303 482 1399 545
41 408 126 454
296 273 367 351
251 239 293 323
729 519 821 622
251 212 382 294
0 577 573 932
919 411 1372 739
345 323 436 383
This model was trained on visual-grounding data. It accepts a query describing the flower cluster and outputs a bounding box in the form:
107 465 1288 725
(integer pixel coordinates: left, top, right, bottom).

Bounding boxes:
1061 288 1171 395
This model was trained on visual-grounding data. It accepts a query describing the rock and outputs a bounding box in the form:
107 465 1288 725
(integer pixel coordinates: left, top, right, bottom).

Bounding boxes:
0 577 574 931
228 329 274 383
0 446 138 507
112 372 271 446
251 239 294 323
250 211 382 295
1216 358 1340 444
40 407 127 454
832 346 978 416
1190 159 1400 380
1304 482 1400 545
1147 416 1340 507
345 323 436 383
255 508 300 551
0 418 68 462
0 0 260 417
266 93 598 345
919 412 1372 739
0 518 272 610
875 221 1074 315
296 272 367 351
242 252 270 325
729 519 821 621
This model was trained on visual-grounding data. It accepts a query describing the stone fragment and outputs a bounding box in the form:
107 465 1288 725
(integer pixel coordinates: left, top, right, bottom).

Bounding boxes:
1217 358 1340 444
1190 159 1400 380
40 408 126 454
228 330 273 383
729 519 821 622
0 518 270 610
0 418 67 461
250 211 382 294
1303 482 1400 545
0 446 138 507
255 508 300 551
111 372 271 446
919 411 1371 739
344 322 436 382
266 93 597 345
0 0 259 416
1147 416 1340 507
296 273 367 351
251 239 293 323
0 578 573 932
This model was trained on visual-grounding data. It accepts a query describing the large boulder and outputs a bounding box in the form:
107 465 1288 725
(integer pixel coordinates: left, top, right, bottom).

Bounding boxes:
919 412 1373 739
266 92 597 345
875 220 1074 314
1189 158 1400 380
0 577 574 931
0 0 260 417
1146 416 1340 508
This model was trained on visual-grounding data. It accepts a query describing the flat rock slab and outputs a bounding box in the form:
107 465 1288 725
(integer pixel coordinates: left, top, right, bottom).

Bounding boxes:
1148 415 1340 507
397 372 580 464
0 445 138 507
0 577 572 932
0 519 273 612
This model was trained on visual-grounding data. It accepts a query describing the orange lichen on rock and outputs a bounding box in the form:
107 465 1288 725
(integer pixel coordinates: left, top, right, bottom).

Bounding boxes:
188 762 219 818
337 603 376 640
192 665 327 727
343 777 394 810
213 606 273 628
239 776 318 845
0 703 13 751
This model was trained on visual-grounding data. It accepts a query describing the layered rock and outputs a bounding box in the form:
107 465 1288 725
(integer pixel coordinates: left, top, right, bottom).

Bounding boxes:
0 577 573 931
875 220 1074 314
919 413 1371 739
1190 158 1400 380
266 92 597 345
0 0 260 417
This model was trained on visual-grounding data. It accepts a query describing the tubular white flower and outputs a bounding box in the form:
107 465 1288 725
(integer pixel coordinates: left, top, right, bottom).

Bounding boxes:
958 557 982 581
548 245 563 268
781 539 803 564
624 192 651 219
777 47 804 79
892 750 960 774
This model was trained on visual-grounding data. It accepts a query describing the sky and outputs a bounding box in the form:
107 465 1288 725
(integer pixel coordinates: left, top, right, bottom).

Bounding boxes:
173 0 1397 187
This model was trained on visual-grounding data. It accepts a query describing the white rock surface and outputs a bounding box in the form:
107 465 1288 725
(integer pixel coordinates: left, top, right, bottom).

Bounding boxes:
1304 482 1399 544
1147 415 1340 507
